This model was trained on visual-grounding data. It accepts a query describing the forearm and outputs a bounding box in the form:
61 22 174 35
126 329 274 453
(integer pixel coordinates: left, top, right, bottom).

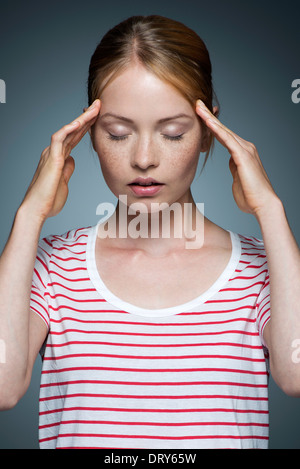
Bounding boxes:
0 205 44 401
255 197 300 394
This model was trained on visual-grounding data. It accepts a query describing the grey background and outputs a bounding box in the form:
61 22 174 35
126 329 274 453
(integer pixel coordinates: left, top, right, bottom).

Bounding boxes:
0 0 299 449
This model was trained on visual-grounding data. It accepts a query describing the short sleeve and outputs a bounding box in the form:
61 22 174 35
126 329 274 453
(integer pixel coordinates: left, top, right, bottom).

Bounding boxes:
255 260 271 348
30 236 53 330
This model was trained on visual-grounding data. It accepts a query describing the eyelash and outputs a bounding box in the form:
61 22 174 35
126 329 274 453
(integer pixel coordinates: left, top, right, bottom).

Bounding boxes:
163 134 184 142
107 133 184 142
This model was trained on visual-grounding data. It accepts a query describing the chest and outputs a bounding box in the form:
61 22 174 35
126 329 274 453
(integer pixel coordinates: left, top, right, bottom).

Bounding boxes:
94 240 232 309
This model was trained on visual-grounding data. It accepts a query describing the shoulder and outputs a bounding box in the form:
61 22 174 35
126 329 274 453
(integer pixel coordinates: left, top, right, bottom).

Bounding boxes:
207 221 265 257
233 232 269 280
36 225 94 267
39 225 93 250
236 232 266 257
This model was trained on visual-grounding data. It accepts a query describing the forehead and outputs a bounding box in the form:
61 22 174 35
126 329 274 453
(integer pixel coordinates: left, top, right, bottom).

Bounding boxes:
99 63 193 119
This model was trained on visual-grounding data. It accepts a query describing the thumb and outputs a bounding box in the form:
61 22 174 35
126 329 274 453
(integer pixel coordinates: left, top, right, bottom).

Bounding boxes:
229 156 237 178
63 155 75 184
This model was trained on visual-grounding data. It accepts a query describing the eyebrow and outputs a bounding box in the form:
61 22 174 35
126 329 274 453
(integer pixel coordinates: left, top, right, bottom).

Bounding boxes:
99 112 193 124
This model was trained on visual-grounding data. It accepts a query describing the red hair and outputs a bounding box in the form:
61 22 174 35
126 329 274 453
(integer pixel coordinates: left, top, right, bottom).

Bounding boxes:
88 15 218 172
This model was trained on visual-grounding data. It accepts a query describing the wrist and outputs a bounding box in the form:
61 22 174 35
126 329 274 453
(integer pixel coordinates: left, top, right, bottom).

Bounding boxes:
16 203 46 232
254 196 285 226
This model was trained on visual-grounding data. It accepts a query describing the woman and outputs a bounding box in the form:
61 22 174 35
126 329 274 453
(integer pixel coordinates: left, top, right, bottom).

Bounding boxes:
0 15 299 450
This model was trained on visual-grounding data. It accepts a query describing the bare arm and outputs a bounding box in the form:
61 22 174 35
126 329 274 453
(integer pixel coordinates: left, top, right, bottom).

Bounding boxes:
0 99 101 409
196 99 300 396
257 201 300 396
0 208 47 408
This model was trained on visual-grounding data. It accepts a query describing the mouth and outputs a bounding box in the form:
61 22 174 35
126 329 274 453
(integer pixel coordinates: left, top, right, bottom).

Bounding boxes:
128 177 163 186
128 177 164 196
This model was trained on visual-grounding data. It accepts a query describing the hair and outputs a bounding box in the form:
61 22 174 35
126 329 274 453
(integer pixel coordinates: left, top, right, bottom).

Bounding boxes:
87 15 218 173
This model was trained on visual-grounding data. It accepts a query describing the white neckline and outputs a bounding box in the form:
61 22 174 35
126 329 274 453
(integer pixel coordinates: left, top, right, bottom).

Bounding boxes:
86 222 241 317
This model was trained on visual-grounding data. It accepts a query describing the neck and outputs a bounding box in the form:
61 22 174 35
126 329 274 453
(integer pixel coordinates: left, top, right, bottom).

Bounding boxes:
98 190 206 255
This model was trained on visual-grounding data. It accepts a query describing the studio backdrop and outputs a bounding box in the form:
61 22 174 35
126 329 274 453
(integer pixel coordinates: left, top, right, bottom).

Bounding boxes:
0 0 299 449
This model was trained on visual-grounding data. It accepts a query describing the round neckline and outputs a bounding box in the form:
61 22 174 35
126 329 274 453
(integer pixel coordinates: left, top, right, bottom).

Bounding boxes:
86 222 241 317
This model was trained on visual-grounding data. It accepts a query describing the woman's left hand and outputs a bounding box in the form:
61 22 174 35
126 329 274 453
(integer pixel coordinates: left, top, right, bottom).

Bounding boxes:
195 99 280 219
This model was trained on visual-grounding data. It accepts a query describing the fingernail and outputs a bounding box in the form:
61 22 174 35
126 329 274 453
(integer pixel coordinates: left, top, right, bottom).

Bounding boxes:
196 99 205 108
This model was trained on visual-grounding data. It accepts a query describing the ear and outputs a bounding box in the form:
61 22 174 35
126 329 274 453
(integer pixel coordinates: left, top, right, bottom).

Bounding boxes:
212 105 219 118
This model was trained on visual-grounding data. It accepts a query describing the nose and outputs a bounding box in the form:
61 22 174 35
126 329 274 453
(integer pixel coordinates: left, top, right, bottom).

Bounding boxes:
130 134 159 170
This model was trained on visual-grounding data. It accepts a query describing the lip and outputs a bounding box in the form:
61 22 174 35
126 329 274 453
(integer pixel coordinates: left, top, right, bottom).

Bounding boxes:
129 177 162 185
128 177 164 197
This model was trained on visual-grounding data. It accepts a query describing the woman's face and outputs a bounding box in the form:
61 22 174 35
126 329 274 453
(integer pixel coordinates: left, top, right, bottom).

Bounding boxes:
91 62 207 211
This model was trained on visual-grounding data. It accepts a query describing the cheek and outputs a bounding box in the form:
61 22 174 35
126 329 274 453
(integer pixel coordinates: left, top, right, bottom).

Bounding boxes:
93 128 202 179
93 141 123 191
167 122 203 169
167 138 202 177
94 134 124 170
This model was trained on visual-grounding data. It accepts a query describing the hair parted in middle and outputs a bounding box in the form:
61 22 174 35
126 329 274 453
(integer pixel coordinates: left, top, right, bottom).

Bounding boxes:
88 15 219 172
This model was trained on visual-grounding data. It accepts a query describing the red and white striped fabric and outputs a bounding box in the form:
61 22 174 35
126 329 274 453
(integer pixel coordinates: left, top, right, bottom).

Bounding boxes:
30 224 271 449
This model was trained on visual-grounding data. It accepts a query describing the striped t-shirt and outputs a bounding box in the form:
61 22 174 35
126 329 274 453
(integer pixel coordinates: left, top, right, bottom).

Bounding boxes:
30 223 271 449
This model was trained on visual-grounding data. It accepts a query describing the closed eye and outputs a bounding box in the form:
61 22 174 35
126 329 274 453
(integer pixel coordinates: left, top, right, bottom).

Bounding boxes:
107 133 185 142
107 133 129 141
162 134 184 141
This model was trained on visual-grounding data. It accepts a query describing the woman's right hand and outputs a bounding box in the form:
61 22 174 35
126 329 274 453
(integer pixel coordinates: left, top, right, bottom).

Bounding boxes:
21 99 101 222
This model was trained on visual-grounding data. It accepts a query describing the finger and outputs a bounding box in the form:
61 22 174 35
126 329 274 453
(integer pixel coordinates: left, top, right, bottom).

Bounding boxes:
196 100 252 154
207 118 244 158
229 155 238 178
64 100 101 150
50 100 100 159
65 113 98 151
57 99 100 144
196 99 233 133
62 155 75 184
196 100 246 143
71 99 101 129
